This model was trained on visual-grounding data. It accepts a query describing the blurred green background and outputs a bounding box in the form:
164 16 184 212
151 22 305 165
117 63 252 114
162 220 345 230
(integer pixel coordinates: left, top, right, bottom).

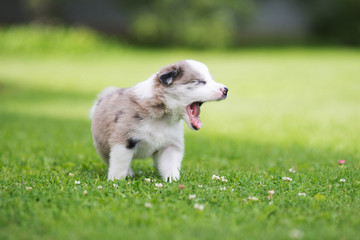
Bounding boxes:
1 0 360 48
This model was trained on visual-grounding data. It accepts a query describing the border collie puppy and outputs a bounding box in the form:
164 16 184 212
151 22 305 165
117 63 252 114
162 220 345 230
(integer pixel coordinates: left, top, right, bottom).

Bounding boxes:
90 60 228 181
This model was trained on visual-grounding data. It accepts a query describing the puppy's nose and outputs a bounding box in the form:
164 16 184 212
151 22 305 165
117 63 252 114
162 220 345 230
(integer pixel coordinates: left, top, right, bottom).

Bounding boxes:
222 87 228 96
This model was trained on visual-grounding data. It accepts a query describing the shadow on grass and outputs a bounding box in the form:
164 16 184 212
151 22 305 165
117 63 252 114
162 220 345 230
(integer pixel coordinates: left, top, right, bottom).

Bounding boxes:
184 133 354 171
1 109 355 181
0 80 95 103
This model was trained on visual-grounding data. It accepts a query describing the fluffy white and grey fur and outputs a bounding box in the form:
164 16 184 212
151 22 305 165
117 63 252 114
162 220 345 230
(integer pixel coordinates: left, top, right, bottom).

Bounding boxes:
90 60 228 182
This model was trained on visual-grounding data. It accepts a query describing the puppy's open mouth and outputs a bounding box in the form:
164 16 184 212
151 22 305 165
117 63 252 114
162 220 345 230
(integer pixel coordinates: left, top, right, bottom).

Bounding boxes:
186 102 204 130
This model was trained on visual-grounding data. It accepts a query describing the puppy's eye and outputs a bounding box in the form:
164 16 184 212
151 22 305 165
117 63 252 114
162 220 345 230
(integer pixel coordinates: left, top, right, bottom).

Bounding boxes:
193 79 206 85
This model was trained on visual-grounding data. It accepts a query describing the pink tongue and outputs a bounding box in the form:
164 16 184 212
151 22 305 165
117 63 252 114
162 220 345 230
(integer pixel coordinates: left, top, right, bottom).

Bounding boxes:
188 103 202 129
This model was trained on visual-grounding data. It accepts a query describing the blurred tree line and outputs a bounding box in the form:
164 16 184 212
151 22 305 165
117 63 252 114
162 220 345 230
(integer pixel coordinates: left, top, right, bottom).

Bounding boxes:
300 0 360 45
1 0 359 47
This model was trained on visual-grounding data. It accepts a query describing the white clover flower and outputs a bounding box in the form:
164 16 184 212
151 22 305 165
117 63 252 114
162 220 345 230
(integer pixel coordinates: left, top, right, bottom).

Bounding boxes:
339 179 345 182
268 190 275 196
155 183 163 188
248 196 259 201
82 190 88 195
298 192 306 197
144 178 151 183
26 187 32 191
188 194 196 200
221 178 228 182
212 175 220 180
144 202 152 208
97 185 103 190
219 187 226 191
194 203 204 211
152 179 157 182
198 185 203 188
289 168 296 173
69 173 74 177
269 201 273 205
282 177 293 181
113 184 118 188
75 180 81 185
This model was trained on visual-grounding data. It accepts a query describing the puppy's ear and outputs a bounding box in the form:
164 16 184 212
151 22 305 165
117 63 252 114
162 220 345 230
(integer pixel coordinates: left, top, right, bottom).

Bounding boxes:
158 69 177 86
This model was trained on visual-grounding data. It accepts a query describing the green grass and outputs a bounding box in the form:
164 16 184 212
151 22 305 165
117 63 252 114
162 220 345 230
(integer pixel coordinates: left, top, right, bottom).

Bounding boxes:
1 27 360 239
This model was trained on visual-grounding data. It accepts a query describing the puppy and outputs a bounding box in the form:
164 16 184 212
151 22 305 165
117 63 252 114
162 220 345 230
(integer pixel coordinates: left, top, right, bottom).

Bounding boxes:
90 60 228 181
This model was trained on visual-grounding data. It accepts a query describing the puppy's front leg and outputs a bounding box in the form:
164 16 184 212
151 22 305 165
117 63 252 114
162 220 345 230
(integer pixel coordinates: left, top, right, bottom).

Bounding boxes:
154 146 183 182
108 144 134 181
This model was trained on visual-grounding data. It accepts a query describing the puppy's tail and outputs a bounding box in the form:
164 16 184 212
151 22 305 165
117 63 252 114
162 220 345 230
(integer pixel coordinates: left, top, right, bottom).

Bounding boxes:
89 87 117 120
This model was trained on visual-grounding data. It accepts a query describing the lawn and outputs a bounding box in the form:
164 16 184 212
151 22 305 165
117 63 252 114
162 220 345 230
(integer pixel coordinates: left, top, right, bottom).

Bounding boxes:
0 27 360 239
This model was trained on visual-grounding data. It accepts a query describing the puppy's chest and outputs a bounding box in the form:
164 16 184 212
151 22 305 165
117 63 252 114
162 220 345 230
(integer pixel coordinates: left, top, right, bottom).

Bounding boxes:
133 121 183 158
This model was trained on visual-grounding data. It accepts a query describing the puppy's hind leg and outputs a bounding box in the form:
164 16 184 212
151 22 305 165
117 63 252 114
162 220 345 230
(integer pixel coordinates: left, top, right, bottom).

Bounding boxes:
154 146 183 182
108 144 134 181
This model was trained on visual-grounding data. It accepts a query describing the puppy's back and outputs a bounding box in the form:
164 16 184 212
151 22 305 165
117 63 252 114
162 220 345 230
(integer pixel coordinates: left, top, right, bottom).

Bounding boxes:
90 87 122 163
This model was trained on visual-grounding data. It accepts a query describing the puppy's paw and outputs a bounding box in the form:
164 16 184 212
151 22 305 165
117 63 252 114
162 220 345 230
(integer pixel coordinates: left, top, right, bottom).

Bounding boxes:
162 171 180 183
108 172 127 181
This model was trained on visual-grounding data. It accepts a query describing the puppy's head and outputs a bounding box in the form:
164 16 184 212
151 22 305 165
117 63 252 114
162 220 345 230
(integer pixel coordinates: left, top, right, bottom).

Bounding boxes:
156 60 228 130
